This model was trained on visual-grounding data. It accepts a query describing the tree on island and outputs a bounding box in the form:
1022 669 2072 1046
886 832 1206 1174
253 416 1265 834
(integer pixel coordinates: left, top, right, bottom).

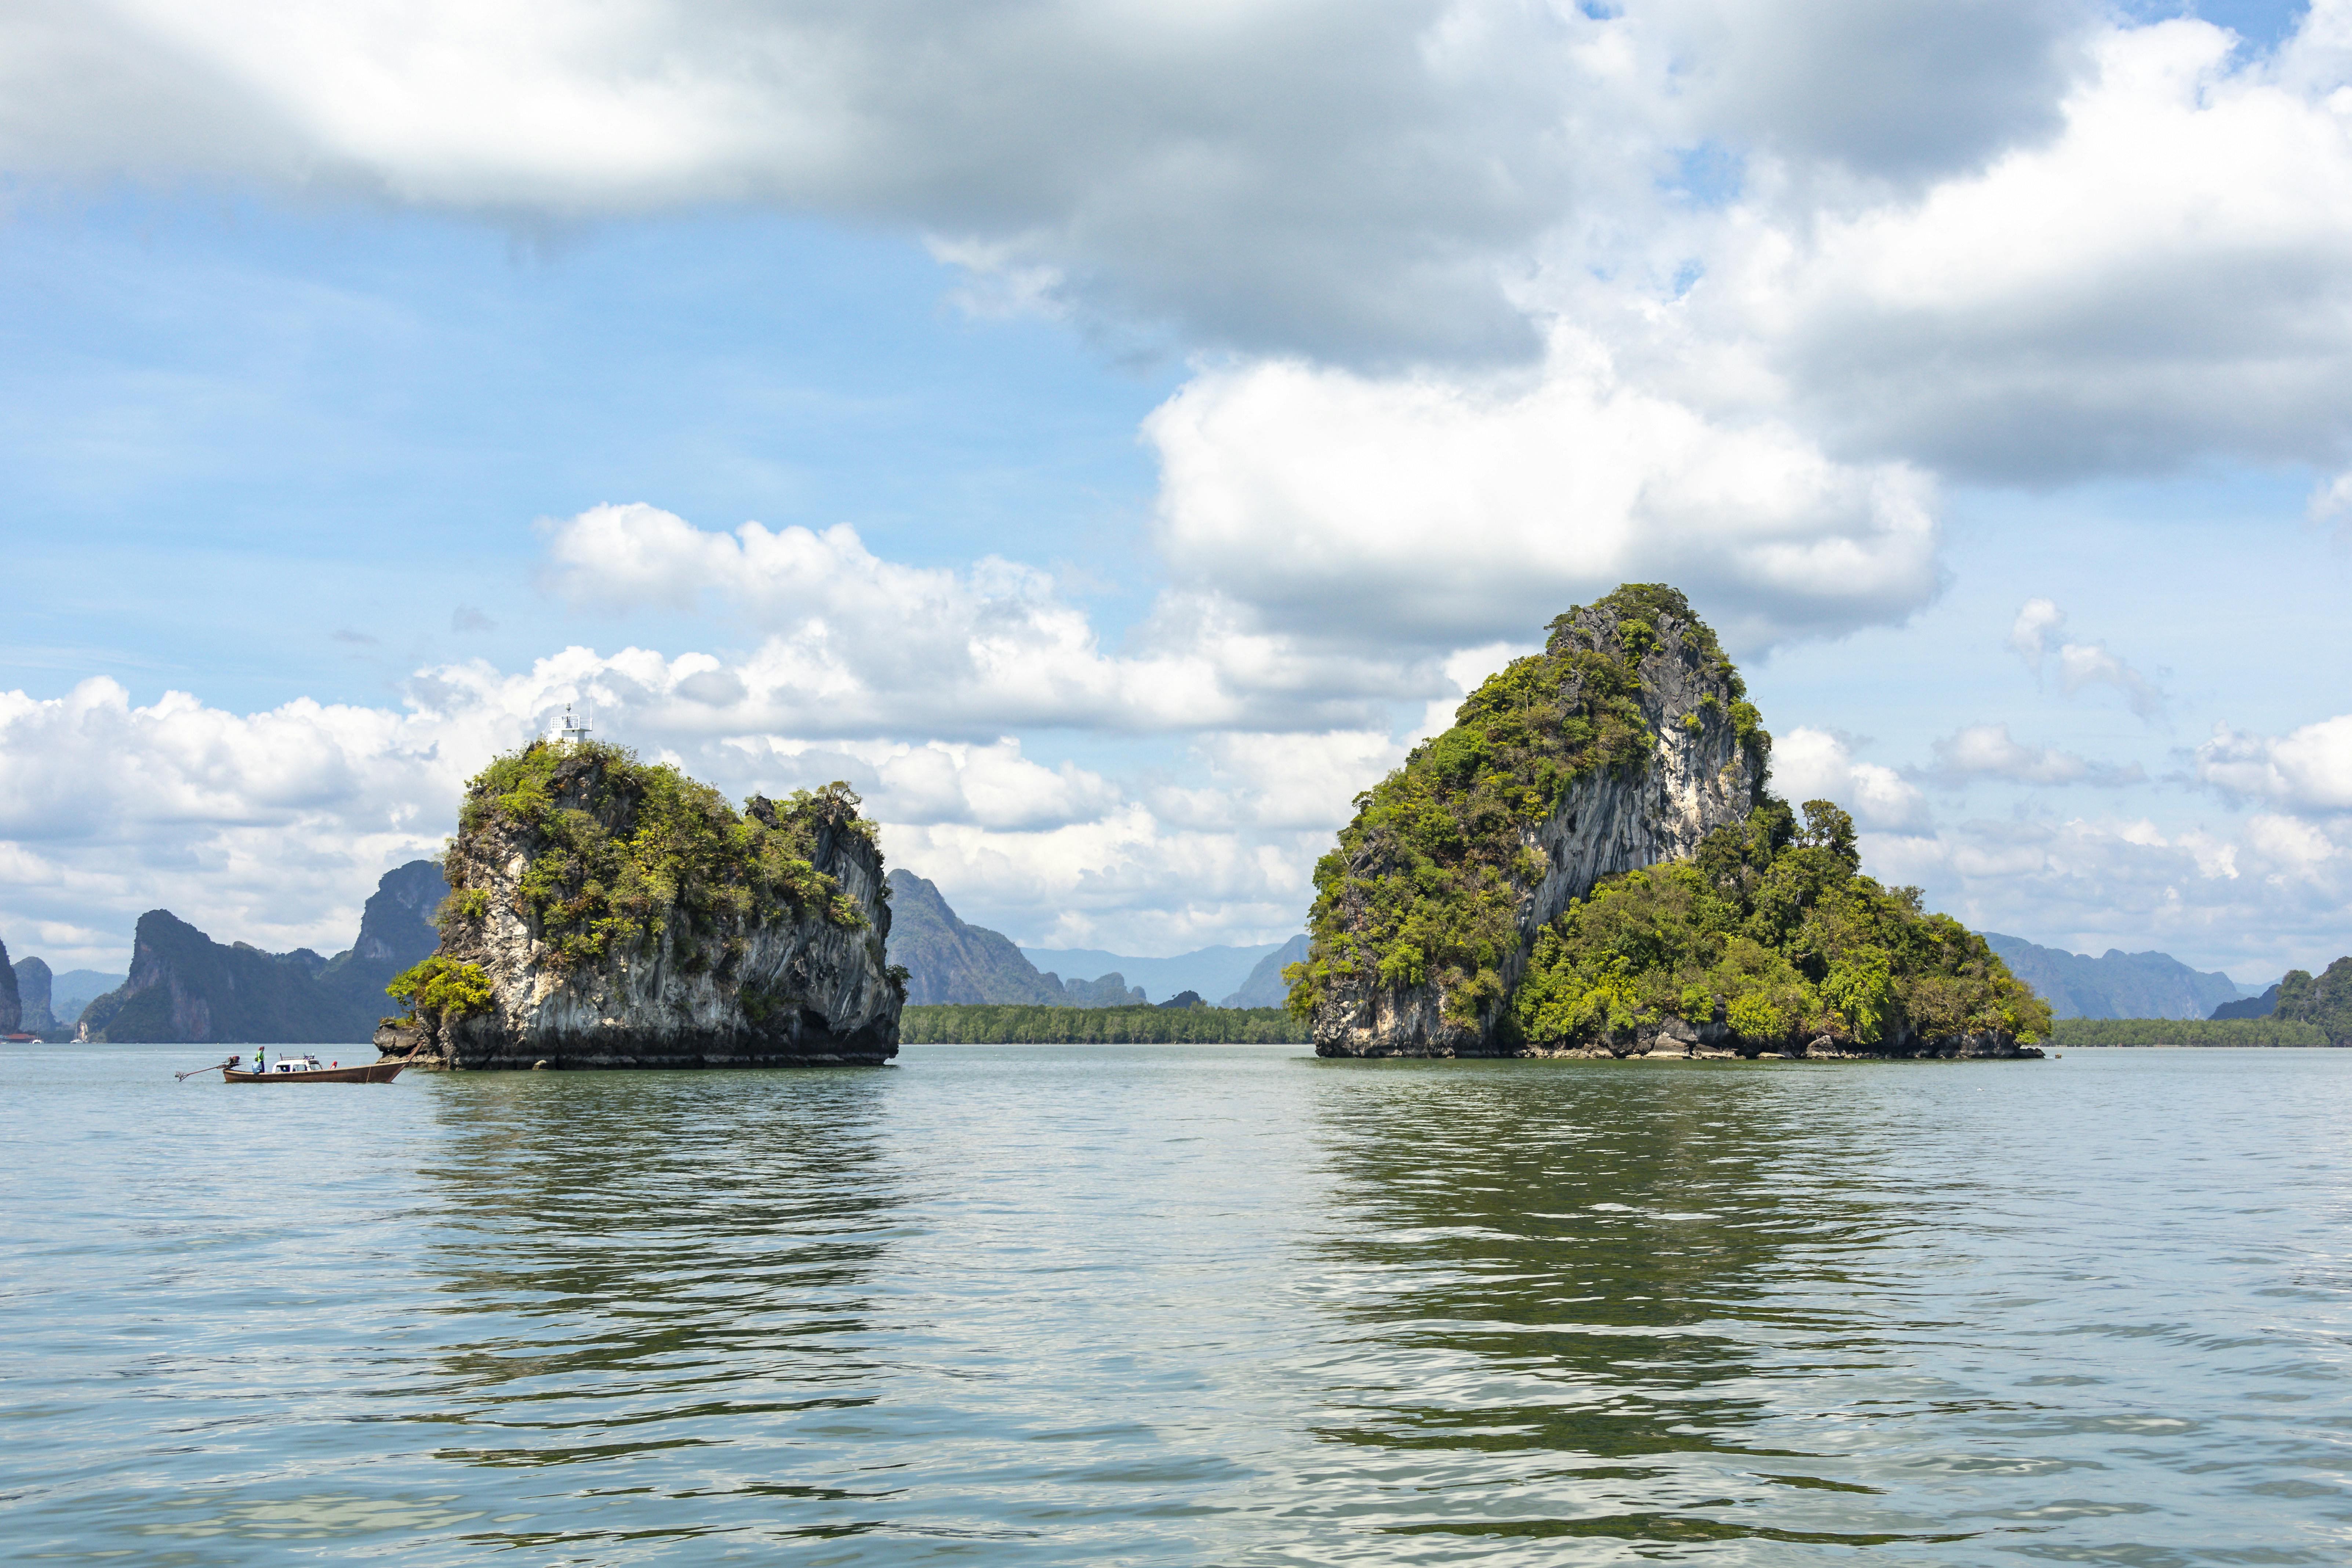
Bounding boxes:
1511 798 2049 1052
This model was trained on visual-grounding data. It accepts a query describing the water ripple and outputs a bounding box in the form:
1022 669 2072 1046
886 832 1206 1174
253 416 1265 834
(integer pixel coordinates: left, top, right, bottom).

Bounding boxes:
3 1044 2349 1563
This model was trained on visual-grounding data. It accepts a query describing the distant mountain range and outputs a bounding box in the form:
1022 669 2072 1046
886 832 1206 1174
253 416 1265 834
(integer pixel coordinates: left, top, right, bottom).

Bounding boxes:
1980 932 2264 1021
79 861 446 1043
887 870 1302 1008
1018 942 1289 1007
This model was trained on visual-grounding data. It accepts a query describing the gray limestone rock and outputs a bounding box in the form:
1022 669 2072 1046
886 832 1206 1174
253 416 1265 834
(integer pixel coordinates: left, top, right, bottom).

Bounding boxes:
1314 593 1762 1058
382 747 900 1070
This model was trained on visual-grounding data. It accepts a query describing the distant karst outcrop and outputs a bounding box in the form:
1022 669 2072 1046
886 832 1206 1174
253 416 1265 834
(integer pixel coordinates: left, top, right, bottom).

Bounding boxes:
886 870 1067 1004
378 741 900 1069
77 863 444 1044
1288 584 2048 1061
1221 935 1308 1008
11 956 51 1032
0 935 19 1033
2212 983 2281 1021
884 869 1147 1006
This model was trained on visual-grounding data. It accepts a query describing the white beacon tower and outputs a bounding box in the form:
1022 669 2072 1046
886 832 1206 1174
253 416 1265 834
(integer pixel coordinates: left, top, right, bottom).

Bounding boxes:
552 703 593 746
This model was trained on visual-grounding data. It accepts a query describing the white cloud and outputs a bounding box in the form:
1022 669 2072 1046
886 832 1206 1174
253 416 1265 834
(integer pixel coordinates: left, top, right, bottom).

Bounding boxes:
8 1 2352 495
1146 343 1944 653
0 648 1375 966
1867 810 2352 976
1644 0 2089 183
539 502 1447 734
1769 726 1931 833
1668 11 2352 484
2006 597 2067 671
1926 721 2142 787
2003 598 2164 718
0 676 507 968
0 0 1629 366
2197 714 2352 812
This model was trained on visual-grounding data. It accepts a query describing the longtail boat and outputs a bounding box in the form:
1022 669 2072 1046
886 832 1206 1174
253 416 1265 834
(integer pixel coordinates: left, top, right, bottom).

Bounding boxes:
180 1052 414 1084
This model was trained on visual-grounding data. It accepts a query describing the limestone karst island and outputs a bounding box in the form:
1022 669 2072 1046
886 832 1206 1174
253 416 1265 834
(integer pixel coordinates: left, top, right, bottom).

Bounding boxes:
341 583 2048 1071
374 741 904 1070
1289 585 2047 1061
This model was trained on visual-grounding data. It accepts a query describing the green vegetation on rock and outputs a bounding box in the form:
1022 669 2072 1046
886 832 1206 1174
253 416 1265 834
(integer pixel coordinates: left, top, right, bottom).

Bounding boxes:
446 740 872 972
2049 1016 2331 1048
2275 957 2352 1044
1512 798 2052 1051
1287 584 1765 1026
900 1004 1308 1044
385 955 495 1026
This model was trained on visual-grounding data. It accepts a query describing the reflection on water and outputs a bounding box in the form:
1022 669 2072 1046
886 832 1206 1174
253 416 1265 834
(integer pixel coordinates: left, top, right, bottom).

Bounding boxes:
407 1071 910 1543
1310 1063 1805 1445
4 1045 2351 1564
1296 1057 2352 1561
1301 1062 1954 1552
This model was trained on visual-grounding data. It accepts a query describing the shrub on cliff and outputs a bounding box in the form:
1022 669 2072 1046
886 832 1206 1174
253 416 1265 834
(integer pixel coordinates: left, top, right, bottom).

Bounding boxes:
385 955 494 1026
441 740 874 972
1286 584 1766 1026
1512 799 2051 1051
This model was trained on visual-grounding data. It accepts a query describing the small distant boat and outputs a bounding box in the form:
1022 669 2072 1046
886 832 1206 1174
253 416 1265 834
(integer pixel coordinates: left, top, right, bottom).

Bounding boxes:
180 1052 411 1084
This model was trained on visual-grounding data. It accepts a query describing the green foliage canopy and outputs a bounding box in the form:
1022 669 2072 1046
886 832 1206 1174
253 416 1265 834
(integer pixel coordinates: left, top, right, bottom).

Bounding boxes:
900 1004 1309 1044
1511 798 2052 1051
1286 585 1765 1026
445 740 874 973
2049 1016 2331 1048
2276 957 2352 1044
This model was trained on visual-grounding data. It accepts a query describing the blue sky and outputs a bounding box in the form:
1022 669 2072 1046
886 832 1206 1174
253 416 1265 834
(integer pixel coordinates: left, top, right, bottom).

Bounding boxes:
4 0 2350 982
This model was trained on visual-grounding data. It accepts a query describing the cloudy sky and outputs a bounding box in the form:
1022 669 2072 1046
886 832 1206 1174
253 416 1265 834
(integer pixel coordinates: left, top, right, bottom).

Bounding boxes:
3 0 2349 983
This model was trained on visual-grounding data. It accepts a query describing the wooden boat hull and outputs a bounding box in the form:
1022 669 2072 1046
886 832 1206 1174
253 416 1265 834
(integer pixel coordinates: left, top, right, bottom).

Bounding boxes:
224 1060 409 1084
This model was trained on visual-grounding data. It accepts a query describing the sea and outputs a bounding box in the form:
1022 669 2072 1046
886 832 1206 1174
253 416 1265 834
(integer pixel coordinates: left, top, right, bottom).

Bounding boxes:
3 1042 2347 1565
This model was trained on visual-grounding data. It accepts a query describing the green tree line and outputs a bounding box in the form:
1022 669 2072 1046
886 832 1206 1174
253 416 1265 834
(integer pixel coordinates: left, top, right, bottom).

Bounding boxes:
901 1004 1309 1044
2050 1017 2333 1048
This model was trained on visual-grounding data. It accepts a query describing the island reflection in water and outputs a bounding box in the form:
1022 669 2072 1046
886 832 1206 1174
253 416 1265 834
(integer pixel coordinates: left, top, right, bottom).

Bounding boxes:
5 1043 2349 1564
1298 1059 1985 1549
408 1068 909 1503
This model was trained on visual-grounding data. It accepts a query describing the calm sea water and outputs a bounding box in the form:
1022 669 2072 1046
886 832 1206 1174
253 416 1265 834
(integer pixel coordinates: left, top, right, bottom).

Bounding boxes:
3 1043 2348 1564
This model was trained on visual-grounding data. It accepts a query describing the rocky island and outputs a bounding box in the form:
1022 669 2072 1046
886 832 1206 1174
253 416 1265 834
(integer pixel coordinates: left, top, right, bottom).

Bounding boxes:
1288 584 2049 1061
377 740 902 1069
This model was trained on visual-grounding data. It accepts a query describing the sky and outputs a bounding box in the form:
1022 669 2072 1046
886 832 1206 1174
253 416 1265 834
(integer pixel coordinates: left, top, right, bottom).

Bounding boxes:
3 0 2349 984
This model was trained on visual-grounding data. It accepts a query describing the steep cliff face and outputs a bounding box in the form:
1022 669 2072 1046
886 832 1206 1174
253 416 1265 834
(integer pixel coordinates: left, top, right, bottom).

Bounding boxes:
1299 585 1765 1057
343 860 447 972
385 742 900 1069
0 936 18 1033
